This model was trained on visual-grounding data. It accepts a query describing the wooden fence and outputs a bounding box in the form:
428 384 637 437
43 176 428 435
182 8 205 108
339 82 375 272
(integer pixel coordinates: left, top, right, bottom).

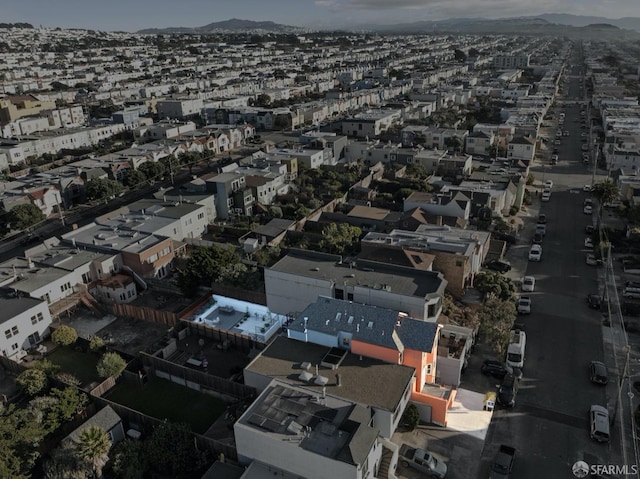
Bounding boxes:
107 302 180 326
187 321 263 354
0 355 26 375
88 376 117 397
139 352 257 401
91 394 239 461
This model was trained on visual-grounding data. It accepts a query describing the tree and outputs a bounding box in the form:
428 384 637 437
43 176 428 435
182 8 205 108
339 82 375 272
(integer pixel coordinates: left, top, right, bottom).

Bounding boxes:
44 443 91 479
73 425 111 478
16 368 48 396
319 223 362 255
96 352 126 378
453 49 467 62
0 404 47 477
50 387 88 422
52 325 78 346
479 296 517 357
122 169 146 188
111 439 148 479
147 422 207 476
175 244 242 295
7 203 45 231
591 179 619 219
444 136 464 153
89 336 105 353
138 161 165 181
400 403 420 431
474 272 515 301
86 178 123 201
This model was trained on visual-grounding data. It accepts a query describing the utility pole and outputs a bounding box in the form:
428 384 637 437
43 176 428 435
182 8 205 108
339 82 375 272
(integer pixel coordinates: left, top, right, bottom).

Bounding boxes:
611 345 631 426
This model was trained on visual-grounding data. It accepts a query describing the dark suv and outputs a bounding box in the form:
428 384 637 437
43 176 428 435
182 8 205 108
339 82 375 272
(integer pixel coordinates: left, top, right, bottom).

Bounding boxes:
481 360 512 379
587 294 602 310
485 260 512 273
497 374 518 408
493 232 517 245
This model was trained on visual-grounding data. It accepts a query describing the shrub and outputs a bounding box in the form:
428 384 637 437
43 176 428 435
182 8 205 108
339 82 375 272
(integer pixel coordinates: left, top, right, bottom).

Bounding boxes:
89 336 105 353
16 368 48 396
509 205 519 216
96 352 126 379
400 404 420 431
52 325 78 346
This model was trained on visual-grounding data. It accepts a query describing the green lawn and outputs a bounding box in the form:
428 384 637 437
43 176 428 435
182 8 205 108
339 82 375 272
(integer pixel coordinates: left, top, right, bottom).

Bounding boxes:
106 378 226 434
47 347 101 386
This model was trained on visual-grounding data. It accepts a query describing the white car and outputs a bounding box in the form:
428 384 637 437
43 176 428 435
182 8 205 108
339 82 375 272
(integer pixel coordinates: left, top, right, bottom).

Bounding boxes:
542 191 551 202
583 184 592 192
585 237 594 248
522 276 536 292
544 180 553 189
529 244 543 261
517 296 532 314
584 205 593 215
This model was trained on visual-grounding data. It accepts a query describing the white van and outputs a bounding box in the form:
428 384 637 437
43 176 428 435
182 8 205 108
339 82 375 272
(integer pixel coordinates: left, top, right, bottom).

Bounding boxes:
506 330 526 369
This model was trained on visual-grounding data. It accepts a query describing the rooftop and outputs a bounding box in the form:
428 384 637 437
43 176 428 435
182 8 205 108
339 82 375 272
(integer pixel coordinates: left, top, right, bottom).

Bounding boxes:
0 287 46 324
238 380 379 466
245 336 415 412
61 221 169 254
268 249 446 299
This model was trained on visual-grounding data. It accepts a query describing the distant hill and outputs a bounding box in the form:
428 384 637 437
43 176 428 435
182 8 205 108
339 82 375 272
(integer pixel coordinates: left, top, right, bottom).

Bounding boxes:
137 18 303 34
0 22 33 29
535 13 640 31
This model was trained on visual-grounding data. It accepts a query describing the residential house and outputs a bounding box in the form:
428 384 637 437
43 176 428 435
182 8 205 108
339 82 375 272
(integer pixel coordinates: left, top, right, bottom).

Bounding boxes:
154 179 217 224
265 248 447 321
437 324 475 387
404 191 471 221
342 110 401 138
465 131 494 156
206 171 254 219
285 297 456 426
507 136 536 163
0 288 51 360
236 378 393 479
0 94 56 122
360 226 491 298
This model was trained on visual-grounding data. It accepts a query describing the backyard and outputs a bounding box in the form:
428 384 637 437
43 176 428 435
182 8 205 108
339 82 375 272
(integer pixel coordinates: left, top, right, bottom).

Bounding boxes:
46 347 101 387
106 377 226 434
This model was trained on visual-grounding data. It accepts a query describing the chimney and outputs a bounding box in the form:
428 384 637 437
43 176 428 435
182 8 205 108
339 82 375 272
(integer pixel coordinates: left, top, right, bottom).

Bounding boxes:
27 258 34 269
335 374 342 387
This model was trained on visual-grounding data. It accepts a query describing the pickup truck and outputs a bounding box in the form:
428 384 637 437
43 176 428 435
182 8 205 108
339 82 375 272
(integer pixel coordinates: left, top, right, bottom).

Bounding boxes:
399 444 447 478
490 445 516 479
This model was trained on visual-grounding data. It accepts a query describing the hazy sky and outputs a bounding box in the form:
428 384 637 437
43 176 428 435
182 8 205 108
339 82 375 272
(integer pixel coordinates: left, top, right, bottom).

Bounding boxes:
1 0 639 31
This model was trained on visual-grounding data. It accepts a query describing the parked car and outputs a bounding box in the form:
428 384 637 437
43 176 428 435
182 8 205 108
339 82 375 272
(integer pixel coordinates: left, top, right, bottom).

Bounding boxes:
485 259 512 273
494 232 517 245
542 190 551 202
585 225 595 234
497 374 518 407
399 444 447 479
589 405 610 443
533 233 543 245
481 360 514 379
589 361 608 385
522 276 535 292
585 237 594 248
544 180 553 189
517 296 531 314
583 184 592 191
535 224 546 236
587 294 602 309
584 205 593 215
529 245 542 262
490 445 516 479
537 214 546 224
586 254 602 266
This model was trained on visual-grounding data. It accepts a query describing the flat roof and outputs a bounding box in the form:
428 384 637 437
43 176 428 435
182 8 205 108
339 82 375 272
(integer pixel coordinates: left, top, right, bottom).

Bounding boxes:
246 336 415 412
61 222 168 254
0 257 72 293
269 249 445 298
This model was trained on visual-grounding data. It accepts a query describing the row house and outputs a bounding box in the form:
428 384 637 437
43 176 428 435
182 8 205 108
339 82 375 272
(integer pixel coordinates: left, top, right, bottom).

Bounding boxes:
0 185 62 219
61 223 175 280
0 104 84 138
507 136 536 163
0 94 57 122
341 109 401 139
0 288 52 360
133 121 197 142
604 134 640 171
265 248 447 322
154 178 217 224
404 191 471 221
206 171 254 219
360 226 491 299
156 98 205 120
465 131 495 156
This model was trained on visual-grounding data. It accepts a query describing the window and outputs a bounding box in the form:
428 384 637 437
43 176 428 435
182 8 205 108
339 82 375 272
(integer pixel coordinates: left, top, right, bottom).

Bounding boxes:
37 312 44 322
11 326 18 336
335 289 344 300
147 253 159 263
197 212 204 220
4 329 12 339
11 343 18 351
425 363 432 375
347 293 354 301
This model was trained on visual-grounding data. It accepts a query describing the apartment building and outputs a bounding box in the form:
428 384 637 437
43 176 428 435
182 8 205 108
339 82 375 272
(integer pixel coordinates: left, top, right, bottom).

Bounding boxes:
265 249 447 321
0 94 56 122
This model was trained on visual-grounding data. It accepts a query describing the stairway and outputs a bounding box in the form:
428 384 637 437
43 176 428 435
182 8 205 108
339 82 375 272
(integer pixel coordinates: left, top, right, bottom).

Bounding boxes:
377 446 395 479
79 291 103 317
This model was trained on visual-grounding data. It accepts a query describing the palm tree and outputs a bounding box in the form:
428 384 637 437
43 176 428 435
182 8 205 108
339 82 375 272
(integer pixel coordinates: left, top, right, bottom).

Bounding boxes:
74 425 111 478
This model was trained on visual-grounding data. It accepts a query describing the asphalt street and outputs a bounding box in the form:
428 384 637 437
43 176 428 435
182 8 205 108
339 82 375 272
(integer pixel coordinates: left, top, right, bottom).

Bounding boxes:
477 52 618 477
